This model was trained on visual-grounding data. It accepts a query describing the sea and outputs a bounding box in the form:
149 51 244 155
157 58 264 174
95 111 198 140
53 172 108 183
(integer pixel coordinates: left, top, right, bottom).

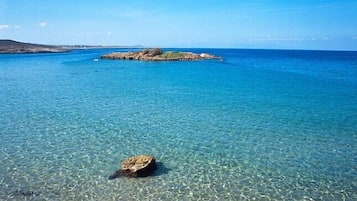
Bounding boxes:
0 48 356 200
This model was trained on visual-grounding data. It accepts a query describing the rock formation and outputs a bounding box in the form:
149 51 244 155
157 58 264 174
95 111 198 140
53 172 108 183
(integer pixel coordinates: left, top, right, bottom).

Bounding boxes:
101 48 221 61
108 155 157 179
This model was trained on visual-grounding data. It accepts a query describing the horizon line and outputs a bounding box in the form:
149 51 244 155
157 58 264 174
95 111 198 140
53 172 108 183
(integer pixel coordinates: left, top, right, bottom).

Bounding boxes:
1 39 356 52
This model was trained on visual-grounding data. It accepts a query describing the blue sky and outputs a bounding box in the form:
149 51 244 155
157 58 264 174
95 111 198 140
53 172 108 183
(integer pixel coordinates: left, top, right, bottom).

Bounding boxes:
0 0 356 50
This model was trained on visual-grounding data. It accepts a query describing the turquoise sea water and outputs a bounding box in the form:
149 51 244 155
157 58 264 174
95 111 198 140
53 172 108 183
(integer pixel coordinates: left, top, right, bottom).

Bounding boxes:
0 49 356 200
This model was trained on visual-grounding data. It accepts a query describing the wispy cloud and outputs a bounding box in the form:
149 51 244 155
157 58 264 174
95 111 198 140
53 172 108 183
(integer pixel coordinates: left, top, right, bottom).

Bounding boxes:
107 31 112 36
38 22 47 27
0 24 10 29
0 24 22 30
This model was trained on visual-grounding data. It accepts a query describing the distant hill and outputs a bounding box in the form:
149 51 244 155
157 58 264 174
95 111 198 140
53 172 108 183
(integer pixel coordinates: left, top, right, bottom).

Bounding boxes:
0 40 69 53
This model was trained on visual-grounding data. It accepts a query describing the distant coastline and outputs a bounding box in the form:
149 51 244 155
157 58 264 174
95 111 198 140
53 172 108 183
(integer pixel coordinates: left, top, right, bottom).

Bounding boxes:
60 45 143 50
0 40 69 54
0 40 143 54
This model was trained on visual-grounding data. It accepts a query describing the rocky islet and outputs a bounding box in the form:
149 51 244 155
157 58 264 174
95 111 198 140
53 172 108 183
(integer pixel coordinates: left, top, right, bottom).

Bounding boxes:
101 48 221 61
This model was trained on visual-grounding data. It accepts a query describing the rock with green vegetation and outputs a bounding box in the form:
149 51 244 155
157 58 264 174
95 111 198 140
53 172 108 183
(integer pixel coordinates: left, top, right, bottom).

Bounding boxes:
101 48 221 61
160 51 186 59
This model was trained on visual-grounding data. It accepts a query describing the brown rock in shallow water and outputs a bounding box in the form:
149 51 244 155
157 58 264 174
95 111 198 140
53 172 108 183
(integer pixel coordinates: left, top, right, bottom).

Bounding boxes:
109 155 157 179
121 155 156 177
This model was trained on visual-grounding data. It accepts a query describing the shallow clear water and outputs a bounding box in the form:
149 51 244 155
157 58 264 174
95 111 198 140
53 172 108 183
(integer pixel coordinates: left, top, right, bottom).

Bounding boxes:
0 49 356 200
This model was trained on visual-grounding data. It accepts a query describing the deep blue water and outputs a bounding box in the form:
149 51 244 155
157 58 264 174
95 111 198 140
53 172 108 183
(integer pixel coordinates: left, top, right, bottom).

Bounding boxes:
0 48 356 200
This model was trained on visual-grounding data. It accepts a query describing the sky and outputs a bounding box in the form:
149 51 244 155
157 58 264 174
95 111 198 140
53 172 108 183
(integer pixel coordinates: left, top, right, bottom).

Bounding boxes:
0 0 356 50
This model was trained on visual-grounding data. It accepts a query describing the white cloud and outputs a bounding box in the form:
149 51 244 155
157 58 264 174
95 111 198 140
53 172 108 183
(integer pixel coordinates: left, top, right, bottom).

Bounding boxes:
39 22 47 27
14 25 21 29
0 24 10 29
107 31 112 36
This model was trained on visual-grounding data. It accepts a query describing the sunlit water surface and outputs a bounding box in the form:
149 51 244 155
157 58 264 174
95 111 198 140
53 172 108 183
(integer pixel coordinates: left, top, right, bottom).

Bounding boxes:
0 49 356 200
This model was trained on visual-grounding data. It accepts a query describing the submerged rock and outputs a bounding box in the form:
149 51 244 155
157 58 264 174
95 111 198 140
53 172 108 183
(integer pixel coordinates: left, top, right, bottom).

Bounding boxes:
109 155 157 179
11 189 41 197
108 170 121 180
